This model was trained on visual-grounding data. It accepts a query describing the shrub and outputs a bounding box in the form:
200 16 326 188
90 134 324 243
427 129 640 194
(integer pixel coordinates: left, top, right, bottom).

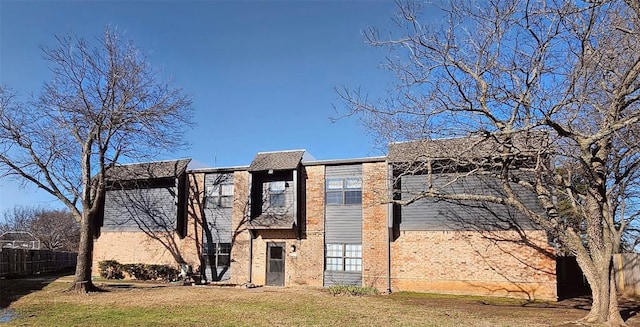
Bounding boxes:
328 285 379 296
99 261 179 282
98 260 124 279
122 263 148 280
152 264 179 281
122 263 179 281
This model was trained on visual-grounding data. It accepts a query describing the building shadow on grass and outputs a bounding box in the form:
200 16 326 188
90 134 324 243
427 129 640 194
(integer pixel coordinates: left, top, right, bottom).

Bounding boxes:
0 269 74 308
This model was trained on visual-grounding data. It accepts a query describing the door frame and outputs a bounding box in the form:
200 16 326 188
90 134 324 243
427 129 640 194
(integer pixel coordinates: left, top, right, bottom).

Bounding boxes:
266 242 285 286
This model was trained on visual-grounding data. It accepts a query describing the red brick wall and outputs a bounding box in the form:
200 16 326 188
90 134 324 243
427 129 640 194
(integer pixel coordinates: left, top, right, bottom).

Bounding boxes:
390 229 557 300
362 162 390 290
229 170 251 284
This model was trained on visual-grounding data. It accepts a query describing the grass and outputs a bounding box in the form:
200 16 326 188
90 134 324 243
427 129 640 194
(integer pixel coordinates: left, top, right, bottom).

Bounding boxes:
0 275 635 327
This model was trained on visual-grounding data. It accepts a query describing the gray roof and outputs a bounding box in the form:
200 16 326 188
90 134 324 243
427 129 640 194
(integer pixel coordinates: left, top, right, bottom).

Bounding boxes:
248 150 305 172
388 133 548 163
106 159 191 180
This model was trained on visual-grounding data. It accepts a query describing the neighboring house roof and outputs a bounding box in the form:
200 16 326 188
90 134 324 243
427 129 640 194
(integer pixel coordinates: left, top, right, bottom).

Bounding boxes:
106 159 192 181
388 133 548 163
248 150 306 172
0 231 39 242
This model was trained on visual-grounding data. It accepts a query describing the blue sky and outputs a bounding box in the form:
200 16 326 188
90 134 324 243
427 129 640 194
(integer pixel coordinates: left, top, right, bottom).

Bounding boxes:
0 1 443 214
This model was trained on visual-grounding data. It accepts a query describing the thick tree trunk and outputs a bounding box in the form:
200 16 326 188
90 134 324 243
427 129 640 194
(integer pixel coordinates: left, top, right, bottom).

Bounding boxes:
609 272 626 325
577 251 625 326
69 211 99 292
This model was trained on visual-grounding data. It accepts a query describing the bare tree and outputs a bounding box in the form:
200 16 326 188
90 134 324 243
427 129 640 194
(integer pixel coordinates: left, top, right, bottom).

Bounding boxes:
1 206 80 251
338 0 640 325
0 27 192 292
0 206 35 234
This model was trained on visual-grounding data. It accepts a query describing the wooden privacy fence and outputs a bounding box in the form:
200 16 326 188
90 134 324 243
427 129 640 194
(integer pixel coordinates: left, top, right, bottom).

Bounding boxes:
0 247 77 277
614 253 640 297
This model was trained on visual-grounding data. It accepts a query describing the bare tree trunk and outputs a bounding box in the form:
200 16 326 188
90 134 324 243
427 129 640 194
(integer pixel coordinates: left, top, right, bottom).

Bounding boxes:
609 271 626 325
69 211 98 292
577 250 625 325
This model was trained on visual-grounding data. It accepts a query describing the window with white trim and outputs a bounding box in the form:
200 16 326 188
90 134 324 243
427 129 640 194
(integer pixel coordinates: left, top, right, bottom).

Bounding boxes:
325 178 362 205
205 184 234 208
325 243 362 272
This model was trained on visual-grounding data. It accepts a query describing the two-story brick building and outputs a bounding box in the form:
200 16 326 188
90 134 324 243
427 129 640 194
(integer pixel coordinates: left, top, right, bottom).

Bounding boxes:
93 139 557 300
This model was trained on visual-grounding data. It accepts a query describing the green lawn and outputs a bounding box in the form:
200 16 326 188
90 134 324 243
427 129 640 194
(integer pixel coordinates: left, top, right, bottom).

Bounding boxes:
0 276 631 327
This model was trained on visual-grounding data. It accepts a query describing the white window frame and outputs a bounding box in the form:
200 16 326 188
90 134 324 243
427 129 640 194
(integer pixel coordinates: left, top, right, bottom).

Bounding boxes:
205 183 234 208
325 243 362 272
325 178 362 205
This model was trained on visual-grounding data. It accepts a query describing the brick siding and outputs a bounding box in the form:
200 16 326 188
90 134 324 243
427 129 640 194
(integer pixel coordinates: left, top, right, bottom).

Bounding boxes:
362 162 390 290
390 229 557 300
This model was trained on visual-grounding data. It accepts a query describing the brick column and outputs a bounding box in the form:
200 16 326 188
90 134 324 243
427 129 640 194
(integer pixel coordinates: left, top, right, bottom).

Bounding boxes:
229 170 251 284
362 162 389 290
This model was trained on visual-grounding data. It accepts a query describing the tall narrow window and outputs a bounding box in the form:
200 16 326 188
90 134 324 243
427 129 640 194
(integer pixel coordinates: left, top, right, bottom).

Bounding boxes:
325 179 344 205
219 184 234 207
344 244 362 272
325 244 344 271
344 178 362 205
215 243 231 267
269 181 286 207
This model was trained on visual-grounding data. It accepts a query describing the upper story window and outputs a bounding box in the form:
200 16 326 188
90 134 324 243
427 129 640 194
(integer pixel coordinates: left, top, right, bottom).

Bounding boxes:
205 184 234 208
325 178 362 205
268 181 286 207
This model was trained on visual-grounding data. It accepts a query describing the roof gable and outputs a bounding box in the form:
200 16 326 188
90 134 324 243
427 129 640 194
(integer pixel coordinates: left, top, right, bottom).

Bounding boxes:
388 133 548 163
248 150 305 172
106 159 191 181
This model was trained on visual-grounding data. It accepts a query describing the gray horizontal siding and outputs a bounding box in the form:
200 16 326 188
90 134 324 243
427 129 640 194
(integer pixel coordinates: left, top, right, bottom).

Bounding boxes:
103 186 177 232
202 256 231 282
400 174 542 231
325 164 362 178
204 173 233 190
204 266 230 282
325 206 362 243
203 173 233 282
324 164 363 287
203 208 232 243
203 173 234 243
324 271 362 287
325 164 363 243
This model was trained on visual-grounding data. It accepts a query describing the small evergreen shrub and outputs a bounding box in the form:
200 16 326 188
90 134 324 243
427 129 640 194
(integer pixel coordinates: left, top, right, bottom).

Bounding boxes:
98 260 179 281
122 263 179 281
98 260 124 279
122 263 149 280
328 285 379 296
152 264 179 281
